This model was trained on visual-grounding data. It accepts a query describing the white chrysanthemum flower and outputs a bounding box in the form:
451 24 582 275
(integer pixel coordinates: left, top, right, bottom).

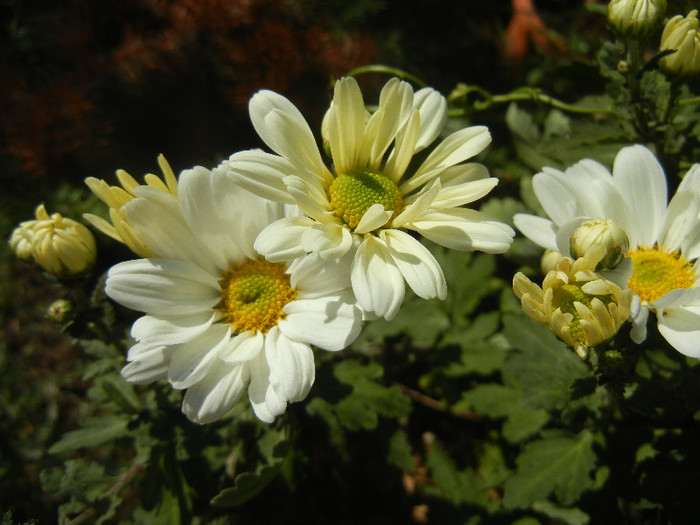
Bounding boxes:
105 165 363 424
514 145 700 357
224 76 514 320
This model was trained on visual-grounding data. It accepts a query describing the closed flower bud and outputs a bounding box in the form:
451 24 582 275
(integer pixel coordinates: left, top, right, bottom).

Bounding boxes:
513 247 633 359
607 0 667 38
570 218 629 270
541 249 564 273
659 10 700 76
9 219 39 259
46 298 73 323
30 204 97 276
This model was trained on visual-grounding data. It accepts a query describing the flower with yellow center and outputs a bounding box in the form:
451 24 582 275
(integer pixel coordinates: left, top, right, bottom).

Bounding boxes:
105 164 362 424
84 154 178 257
514 247 633 359
514 145 700 356
9 204 96 276
224 76 514 320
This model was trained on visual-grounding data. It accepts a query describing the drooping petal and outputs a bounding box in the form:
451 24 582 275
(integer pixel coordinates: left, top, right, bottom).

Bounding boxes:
219 331 264 364
351 236 405 320
255 216 315 262
289 250 355 297
131 312 216 346
657 304 700 357
168 323 231 389
182 362 249 423
265 327 315 402
381 229 447 300
224 149 297 205
300 222 353 259
513 213 558 252
279 291 362 351
121 343 171 384
247 349 287 423
408 208 515 253
106 259 220 316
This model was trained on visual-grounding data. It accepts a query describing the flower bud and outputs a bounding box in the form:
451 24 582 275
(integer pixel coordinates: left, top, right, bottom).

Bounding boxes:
30 204 97 276
570 218 629 270
46 298 73 323
659 10 700 76
607 0 667 38
9 219 39 259
513 248 633 359
84 155 177 257
541 249 564 274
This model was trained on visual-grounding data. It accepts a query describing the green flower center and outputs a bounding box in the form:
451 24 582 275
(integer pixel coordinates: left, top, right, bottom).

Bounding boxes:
553 283 613 344
627 247 696 303
327 168 403 230
219 260 297 333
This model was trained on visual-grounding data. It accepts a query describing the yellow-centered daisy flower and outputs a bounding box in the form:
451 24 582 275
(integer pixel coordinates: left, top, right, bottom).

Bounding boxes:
225 76 514 319
105 165 363 423
84 154 178 257
514 145 700 356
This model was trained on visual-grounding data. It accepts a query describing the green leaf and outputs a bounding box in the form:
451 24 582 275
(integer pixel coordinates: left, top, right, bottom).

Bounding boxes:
48 416 130 454
532 500 590 525
210 462 284 507
101 374 142 413
503 430 597 509
307 360 411 431
502 314 592 411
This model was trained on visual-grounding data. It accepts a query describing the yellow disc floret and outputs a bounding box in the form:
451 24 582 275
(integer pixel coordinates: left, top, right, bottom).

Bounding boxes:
219 260 297 333
627 246 696 303
328 168 403 230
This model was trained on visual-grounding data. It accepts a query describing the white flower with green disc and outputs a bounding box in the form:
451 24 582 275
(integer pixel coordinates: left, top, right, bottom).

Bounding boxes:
225 76 514 320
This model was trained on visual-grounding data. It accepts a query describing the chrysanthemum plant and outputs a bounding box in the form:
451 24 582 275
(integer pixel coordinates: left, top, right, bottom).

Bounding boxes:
6 2 700 523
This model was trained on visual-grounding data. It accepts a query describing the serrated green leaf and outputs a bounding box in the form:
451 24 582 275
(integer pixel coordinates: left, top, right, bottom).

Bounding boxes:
425 440 487 506
503 430 597 508
502 314 592 411
532 501 589 525
102 374 142 413
48 416 130 454
210 462 283 507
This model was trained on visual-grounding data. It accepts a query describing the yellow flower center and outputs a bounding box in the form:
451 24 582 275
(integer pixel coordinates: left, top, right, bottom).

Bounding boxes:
219 260 297 333
626 247 696 303
328 168 403 230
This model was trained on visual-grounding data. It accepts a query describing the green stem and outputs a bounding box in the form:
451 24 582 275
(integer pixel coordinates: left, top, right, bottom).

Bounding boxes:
345 64 426 86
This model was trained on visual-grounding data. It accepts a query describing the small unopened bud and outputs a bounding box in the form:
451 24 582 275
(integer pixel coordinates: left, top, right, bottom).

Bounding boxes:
513 249 633 359
607 0 667 38
541 249 564 274
30 204 97 276
570 218 629 270
659 10 700 76
46 299 73 323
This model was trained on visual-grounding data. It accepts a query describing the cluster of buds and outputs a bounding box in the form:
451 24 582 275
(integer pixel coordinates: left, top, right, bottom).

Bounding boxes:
9 204 97 276
514 246 633 359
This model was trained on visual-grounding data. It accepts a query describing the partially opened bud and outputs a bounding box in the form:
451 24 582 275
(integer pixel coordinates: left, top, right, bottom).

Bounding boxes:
30 204 97 276
570 218 629 270
607 0 667 38
9 219 39 259
659 10 700 76
513 248 633 359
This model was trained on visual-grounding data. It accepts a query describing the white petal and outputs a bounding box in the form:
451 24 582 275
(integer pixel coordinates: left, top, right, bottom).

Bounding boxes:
432 173 498 209
106 259 220 316
657 305 700 357
612 145 667 246
651 287 700 309
513 213 558 252
225 149 297 205
351 236 405 320
255 216 315 262
300 222 353 259
181 362 249 423
285 175 333 222
288 250 355 297
629 305 650 344
409 208 515 253
383 110 421 183
392 178 441 228
131 312 216 346
247 348 287 423
355 203 393 234
279 291 363 351
364 78 413 169
121 343 170 384
327 77 365 175
401 126 491 194
220 331 264 364
412 87 447 152
381 229 446 300
678 164 700 193
659 190 700 254
249 90 332 184
265 327 315 402
168 324 231 389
